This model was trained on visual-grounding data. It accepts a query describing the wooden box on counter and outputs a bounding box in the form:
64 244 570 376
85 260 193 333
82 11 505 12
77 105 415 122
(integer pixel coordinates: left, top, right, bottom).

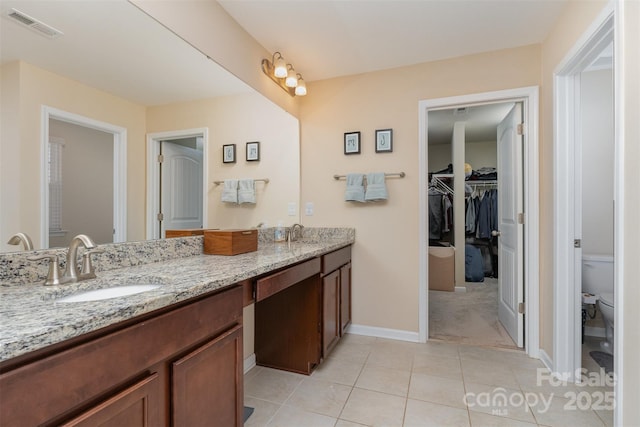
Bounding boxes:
165 228 208 238
204 229 258 255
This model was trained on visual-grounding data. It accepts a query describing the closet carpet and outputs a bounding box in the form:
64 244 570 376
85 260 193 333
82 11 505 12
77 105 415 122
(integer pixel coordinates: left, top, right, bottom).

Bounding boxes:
429 278 518 349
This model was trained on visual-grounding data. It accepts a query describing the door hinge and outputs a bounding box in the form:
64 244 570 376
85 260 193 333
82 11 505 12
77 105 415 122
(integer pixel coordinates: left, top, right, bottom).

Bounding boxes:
517 123 524 135
518 302 525 314
518 213 525 224
157 212 164 221
157 154 164 163
574 239 581 248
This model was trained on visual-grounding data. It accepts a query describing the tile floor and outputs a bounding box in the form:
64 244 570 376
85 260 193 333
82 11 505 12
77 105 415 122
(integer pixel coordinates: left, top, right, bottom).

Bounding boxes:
244 334 614 426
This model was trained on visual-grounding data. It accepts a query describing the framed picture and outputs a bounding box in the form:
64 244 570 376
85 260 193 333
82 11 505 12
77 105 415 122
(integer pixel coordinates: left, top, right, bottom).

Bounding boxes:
375 129 393 153
222 144 236 163
344 131 361 155
246 141 260 161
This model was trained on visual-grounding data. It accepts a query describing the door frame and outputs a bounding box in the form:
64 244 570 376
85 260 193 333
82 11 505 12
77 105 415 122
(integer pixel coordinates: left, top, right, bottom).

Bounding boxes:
553 5 614 382
418 86 540 358
146 128 209 239
40 106 127 247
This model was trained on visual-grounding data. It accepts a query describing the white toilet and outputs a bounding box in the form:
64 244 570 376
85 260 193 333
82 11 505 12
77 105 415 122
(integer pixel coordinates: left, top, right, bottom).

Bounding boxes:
582 254 614 354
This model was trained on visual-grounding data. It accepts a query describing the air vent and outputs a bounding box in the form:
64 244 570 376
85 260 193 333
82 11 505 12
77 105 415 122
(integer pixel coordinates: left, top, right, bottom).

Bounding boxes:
7 8 63 39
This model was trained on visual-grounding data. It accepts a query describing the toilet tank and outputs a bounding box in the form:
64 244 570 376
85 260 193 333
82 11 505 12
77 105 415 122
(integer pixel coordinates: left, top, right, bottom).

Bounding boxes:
582 254 614 295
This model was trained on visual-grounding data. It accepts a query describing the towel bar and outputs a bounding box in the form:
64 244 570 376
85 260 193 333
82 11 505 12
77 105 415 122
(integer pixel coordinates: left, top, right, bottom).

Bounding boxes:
213 178 270 185
333 172 405 180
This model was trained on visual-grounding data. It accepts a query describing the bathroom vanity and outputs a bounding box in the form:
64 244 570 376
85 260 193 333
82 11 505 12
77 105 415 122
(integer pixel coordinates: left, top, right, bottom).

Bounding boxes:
0 228 354 426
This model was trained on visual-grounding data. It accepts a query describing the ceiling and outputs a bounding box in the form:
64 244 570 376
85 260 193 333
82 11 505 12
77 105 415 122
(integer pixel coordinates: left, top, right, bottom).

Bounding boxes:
0 0 252 106
428 103 515 145
218 0 568 143
218 0 568 82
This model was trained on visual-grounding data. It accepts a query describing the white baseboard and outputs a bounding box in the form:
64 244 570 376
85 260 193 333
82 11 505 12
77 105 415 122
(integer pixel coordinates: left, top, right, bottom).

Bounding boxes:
538 348 553 372
347 323 420 342
454 286 467 293
584 326 606 338
243 353 256 374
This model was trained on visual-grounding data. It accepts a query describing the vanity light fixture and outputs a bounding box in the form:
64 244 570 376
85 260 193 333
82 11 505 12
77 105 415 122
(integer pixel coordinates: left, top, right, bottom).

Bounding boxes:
261 51 307 97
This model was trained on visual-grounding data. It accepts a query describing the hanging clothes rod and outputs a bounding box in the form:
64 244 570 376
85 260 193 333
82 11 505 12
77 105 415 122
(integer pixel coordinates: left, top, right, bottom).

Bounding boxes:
333 172 405 180
213 178 270 185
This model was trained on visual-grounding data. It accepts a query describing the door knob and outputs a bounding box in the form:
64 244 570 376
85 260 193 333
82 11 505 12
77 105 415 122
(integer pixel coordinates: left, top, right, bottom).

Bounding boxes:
491 230 501 237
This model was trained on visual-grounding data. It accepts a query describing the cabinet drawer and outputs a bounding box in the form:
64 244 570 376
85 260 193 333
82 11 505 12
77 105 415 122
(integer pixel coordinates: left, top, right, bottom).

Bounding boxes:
321 245 351 275
255 258 321 302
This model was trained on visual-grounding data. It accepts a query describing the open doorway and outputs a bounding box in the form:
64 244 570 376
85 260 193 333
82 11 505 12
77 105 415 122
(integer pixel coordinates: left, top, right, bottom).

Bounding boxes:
40 106 127 249
426 102 522 349
146 128 208 239
418 86 540 359
553 9 615 382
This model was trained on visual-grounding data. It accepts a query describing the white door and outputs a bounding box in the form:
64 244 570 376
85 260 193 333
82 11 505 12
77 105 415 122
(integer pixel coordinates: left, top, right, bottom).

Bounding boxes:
160 141 203 237
496 103 525 347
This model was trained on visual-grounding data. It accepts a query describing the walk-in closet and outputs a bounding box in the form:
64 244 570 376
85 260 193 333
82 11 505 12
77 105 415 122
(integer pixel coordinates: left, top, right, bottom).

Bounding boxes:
427 102 520 349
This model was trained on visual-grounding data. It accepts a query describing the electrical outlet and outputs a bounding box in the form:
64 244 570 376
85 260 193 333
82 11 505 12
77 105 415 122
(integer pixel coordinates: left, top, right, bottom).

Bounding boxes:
287 202 297 216
305 202 314 216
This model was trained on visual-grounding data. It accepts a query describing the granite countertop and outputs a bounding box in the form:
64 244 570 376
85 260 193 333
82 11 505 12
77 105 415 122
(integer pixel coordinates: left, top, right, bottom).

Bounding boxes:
0 236 353 362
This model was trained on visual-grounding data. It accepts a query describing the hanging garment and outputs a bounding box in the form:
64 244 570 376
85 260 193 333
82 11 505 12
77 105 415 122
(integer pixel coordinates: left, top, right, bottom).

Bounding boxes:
476 192 492 239
465 196 478 234
428 191 444 240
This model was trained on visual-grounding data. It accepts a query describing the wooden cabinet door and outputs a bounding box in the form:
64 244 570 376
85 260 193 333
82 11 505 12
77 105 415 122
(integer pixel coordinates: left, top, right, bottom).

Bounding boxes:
322 270 341 357
61 373 161 427
340 262 352 335
172 325 243 427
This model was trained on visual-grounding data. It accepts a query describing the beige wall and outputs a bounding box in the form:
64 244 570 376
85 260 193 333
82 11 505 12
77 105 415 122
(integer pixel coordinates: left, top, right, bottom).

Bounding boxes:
299 45 540 333
0 61 147 250
146 92 300 229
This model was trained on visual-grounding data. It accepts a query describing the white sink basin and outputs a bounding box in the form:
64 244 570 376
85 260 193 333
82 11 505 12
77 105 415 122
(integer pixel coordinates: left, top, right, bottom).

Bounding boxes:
57 284 161 303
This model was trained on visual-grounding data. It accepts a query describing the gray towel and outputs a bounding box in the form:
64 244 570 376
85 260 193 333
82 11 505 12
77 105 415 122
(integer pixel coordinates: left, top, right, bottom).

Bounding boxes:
344 173 365 202
238 179 256 204
365 172 388 201
221 179 238 203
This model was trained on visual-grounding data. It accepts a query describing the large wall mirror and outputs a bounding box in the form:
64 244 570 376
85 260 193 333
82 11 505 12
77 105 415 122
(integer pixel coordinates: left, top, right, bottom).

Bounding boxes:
0 0 301 252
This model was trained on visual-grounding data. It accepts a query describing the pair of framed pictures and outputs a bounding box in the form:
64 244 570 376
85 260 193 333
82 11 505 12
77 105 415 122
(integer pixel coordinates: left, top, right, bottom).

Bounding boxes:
223 141 260 163
344 129 392 155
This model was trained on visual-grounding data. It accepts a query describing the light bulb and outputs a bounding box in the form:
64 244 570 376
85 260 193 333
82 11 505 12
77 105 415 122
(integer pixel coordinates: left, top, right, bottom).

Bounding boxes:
273 54 287 78
295 77 307 96
285 65 298 87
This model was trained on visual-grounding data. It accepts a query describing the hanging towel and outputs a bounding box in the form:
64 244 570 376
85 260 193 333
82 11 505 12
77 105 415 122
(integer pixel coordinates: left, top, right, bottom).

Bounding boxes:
344 173 365 202
238 179 256 204
365 172 388 201
221 179 238 203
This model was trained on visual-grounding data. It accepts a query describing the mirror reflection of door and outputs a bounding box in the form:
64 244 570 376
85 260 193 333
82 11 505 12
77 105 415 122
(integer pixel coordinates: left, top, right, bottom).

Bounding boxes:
159 138 203 238
48 119 114 248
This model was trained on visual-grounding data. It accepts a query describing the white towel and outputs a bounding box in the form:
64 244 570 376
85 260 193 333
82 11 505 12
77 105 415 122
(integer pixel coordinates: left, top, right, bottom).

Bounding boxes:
344 173 365 202
365 172 388 201
238 179 256 204
221 179 238 203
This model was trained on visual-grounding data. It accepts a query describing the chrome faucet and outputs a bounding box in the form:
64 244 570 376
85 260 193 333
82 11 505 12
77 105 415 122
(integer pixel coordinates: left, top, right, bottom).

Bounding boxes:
7 232 34 251
62 234 97 283
288 223 304 243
